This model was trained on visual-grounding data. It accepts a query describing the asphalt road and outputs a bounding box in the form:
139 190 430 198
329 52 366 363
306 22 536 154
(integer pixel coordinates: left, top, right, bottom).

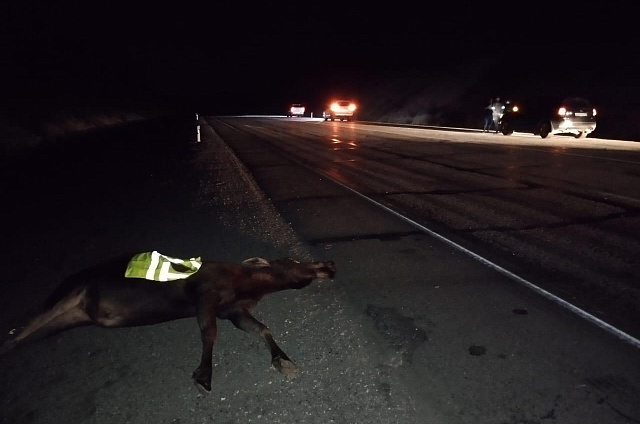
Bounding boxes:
213 117 640 342
1 115 639 424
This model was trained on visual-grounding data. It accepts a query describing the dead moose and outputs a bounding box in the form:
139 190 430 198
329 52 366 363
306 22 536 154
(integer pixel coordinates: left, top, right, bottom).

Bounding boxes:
0 253 336 392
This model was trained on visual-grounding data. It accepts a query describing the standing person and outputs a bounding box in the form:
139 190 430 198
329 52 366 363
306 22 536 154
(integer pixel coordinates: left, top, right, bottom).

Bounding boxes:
483 97 493 132
491 97 505 133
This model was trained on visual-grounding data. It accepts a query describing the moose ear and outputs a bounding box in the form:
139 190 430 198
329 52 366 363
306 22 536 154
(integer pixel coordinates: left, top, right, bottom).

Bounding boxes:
280 257 300 264
242 257 271 268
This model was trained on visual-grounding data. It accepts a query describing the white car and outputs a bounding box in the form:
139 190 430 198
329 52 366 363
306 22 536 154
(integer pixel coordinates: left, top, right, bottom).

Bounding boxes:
287 104 305 117
323 100 357 121
499 97 597 139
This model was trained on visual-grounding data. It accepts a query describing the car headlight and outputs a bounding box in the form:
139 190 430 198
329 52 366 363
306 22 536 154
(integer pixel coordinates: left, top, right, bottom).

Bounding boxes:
558 107 567 116
330 102 339 112
512 105 519 112
348 104 356 111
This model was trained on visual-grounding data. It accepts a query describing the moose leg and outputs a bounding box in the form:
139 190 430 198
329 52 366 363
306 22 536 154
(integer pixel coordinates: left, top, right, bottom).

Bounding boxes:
192 296 218 393
228 310 300 379
1 290 91 355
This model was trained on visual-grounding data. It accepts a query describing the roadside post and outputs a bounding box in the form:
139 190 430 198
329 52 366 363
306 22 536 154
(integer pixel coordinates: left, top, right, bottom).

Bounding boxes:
195 113 201 143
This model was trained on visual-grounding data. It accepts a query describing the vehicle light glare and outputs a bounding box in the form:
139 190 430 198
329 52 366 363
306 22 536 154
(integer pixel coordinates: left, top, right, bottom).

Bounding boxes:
558 107 567 116
348 104 356 111
512 105 519 112
593 108 597 116
331 102 339 112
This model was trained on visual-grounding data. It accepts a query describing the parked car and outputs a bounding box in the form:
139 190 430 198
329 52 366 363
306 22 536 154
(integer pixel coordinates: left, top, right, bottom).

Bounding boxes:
287 104 305 117
499 97 597 139
323 100 357 121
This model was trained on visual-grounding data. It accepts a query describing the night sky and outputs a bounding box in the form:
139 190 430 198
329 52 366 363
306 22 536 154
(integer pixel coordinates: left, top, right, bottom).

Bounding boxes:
2 1 639 119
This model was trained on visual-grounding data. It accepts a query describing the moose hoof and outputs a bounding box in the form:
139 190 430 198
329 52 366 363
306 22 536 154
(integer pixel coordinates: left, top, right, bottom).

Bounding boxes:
272 357 300 379
193 379 211 395
191 369 212 394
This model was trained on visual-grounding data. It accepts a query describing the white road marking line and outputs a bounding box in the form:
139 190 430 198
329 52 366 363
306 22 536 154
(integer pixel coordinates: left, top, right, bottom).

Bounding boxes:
359 127 640 164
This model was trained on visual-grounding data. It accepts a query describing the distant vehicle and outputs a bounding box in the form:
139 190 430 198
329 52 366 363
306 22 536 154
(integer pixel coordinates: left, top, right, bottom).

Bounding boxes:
323 100 357 121
499 97 597 139
287 104 305 117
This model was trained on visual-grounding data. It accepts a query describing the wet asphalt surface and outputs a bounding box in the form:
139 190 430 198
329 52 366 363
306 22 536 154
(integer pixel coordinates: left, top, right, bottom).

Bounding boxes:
213 117 640 342
1 116 639 423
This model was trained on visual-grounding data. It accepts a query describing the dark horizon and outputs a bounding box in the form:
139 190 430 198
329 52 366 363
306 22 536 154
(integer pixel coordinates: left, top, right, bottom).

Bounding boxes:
3 1 640 141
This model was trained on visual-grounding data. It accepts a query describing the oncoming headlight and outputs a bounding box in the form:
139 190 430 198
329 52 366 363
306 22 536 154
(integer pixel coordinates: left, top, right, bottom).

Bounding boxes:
348 103 356 111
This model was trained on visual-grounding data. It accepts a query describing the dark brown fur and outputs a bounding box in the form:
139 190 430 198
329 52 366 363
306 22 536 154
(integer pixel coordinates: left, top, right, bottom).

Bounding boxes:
0 253 336 392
